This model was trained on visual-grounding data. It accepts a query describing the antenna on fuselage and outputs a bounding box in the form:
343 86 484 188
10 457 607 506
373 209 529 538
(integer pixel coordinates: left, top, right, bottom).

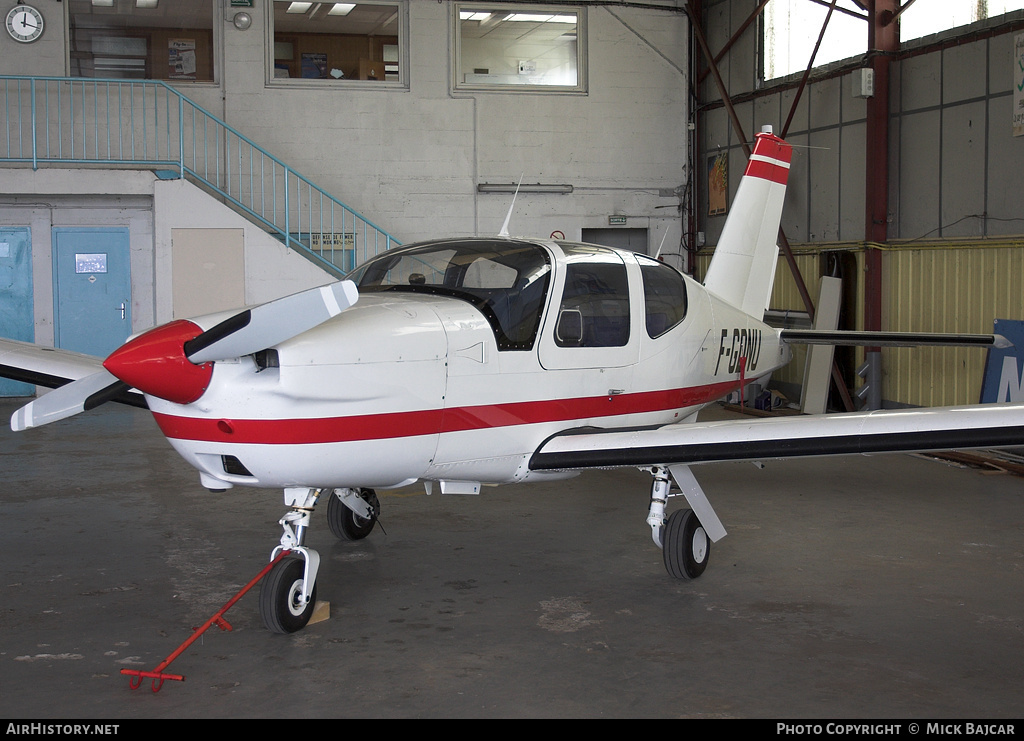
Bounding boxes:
653 229 670 260
498 174 523 238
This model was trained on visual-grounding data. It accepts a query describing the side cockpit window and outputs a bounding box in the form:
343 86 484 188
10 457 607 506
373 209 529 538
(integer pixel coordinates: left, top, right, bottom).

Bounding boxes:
637 254 687 338
555 247 630 348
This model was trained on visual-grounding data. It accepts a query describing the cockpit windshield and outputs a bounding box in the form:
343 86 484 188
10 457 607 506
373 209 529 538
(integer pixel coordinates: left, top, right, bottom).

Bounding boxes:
350 239 552 351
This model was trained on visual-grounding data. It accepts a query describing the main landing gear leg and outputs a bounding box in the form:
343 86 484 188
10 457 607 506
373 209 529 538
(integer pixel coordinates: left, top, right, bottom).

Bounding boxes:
646 465 728 581
260 487 323 634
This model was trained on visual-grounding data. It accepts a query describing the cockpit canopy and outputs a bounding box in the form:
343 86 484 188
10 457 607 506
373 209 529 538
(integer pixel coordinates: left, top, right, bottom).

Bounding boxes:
350 239 552 351
350 238 689 354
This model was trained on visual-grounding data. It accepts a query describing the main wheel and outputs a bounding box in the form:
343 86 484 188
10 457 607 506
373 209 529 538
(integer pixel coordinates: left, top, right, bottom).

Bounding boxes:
662 508 710 580
326 488 379 541
259 555 317 634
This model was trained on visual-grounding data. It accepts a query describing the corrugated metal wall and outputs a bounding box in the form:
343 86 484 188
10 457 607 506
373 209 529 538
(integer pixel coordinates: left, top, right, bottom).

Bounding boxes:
882 240 1024 406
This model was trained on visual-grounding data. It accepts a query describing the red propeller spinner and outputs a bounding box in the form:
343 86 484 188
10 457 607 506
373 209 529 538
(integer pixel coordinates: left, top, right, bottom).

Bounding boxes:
102 320 214 404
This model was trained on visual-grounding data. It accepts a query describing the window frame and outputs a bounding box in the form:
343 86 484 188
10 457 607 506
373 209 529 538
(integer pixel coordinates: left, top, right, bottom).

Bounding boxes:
266 0 409 90
553 246 630 349
636 254 688 339
67 0 220 83
452 2 588 95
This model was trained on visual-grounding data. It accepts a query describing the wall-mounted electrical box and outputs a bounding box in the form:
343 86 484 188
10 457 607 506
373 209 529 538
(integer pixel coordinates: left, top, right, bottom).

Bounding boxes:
852 67 874 98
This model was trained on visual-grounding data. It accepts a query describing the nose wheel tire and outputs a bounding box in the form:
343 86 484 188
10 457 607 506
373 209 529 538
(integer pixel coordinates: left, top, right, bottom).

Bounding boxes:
662 508 710 580
259 555 317 634
327 488 379 541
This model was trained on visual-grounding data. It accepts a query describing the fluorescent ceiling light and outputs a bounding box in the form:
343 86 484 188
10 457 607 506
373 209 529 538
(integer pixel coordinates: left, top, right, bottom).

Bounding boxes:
287 2 314 13
460 12 491 21
329 3 356 15
506 14 576 23
91 0 115 7
136 0 159 7
477 183 573 194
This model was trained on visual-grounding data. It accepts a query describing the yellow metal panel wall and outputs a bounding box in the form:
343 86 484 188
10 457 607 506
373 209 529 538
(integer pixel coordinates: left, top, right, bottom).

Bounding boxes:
882 243 1024 407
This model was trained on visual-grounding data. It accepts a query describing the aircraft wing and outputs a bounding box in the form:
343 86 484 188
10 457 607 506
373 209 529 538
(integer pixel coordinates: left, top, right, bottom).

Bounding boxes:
529 402 1024 471
0 338 146 409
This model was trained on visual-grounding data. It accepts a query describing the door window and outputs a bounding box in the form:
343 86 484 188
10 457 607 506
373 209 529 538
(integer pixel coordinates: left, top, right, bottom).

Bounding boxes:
555 252 630 348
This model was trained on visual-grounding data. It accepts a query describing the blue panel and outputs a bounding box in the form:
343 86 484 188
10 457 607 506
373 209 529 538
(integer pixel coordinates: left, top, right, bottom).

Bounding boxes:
980 319 1024 403
53 228 131 358
0 228 34 396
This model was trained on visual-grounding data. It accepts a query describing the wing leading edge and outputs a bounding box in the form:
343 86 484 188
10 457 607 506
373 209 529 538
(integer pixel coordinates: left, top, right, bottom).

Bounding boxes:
529 402 1024 471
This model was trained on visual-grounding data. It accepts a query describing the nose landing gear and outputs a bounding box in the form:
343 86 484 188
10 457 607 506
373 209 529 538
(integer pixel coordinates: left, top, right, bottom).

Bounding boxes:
259 487 323 634
259 553 319 634
259 486 382 634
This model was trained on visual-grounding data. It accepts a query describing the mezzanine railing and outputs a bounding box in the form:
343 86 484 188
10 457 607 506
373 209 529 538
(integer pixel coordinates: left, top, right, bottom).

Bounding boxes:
0 76 399 276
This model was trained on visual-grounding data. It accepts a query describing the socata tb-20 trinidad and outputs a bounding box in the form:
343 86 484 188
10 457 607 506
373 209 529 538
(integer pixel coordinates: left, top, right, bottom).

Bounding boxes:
3 128 1020 633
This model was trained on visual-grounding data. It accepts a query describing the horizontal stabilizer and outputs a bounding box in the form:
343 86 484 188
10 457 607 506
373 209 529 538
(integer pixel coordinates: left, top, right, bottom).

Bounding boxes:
780 330 1011 349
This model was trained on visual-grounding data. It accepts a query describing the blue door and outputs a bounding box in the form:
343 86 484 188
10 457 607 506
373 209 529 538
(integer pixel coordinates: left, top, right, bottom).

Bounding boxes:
0 228 34 397
53 228 131 358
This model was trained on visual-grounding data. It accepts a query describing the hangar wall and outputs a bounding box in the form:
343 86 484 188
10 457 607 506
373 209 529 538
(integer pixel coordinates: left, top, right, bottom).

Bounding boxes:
0 1 690 355
695 0 1024 407
209 3 689 250
0 2 689 250
0 169 333 340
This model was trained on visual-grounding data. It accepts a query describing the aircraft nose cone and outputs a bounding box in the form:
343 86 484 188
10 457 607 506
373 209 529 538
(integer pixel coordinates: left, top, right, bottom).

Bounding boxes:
103 320 214 404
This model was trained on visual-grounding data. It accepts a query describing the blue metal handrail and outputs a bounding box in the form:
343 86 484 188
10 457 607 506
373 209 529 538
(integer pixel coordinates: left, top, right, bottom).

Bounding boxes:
0 76 400 276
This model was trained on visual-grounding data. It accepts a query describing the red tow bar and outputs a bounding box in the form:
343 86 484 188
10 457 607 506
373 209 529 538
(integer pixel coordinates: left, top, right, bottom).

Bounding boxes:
120 550 290 693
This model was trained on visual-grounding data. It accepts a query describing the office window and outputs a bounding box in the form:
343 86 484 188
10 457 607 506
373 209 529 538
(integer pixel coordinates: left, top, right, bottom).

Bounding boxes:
68 0 216 81
454 3 586 93
270 1 406 85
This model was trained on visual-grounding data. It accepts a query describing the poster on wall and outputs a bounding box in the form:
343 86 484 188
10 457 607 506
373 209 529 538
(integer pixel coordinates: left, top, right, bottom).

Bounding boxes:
169 39 197 80
1014 34 1024 137
707 152 728 216
301 53 329 79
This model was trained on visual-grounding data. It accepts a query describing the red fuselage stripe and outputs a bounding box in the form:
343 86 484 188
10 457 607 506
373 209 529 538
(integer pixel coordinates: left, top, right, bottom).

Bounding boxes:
150 381 741 445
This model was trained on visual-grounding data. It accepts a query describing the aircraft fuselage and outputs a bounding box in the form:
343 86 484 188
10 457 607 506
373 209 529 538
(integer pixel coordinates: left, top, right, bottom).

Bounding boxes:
146 238 791 493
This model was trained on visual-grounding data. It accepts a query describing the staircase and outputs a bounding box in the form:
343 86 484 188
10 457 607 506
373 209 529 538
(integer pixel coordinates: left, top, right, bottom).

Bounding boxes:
0 76 400 278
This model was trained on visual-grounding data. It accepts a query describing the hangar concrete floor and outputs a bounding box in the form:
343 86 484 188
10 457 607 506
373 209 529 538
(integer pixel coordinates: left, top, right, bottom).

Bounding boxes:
1 398 1022 720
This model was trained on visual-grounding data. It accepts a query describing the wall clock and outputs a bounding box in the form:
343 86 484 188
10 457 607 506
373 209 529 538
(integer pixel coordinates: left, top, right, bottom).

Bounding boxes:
6 5 44 44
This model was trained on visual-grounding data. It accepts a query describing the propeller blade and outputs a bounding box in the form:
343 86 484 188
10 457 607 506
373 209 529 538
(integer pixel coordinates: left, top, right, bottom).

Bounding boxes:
11 370 128 431
184 281 359 364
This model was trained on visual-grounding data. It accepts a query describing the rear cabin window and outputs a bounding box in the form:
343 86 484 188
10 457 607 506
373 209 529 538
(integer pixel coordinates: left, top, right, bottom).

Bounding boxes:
350 239 551 351
637 255 687 338
554 246 630 348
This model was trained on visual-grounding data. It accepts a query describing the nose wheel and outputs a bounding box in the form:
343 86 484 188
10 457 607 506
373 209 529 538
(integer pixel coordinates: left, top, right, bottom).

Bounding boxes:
259 554 318 634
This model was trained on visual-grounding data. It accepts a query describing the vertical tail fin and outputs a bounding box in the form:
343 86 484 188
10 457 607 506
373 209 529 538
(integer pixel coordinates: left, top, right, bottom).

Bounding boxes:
702 129 792 318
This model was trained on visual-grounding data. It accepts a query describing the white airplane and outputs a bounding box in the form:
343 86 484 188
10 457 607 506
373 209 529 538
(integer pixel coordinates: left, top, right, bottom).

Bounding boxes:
2 128 1022 634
